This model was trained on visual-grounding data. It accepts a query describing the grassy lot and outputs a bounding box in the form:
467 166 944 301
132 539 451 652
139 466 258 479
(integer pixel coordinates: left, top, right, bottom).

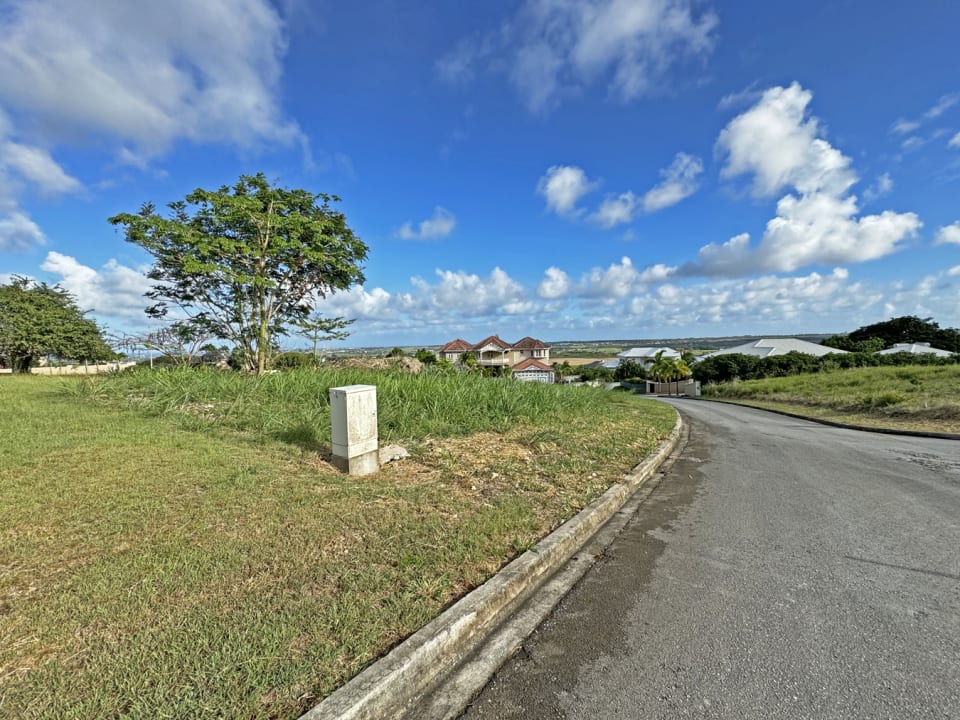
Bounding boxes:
0 369 675 719
702 364 960 433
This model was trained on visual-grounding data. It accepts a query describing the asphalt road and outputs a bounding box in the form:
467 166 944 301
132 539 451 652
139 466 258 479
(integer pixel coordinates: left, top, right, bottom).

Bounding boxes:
460 399 960 719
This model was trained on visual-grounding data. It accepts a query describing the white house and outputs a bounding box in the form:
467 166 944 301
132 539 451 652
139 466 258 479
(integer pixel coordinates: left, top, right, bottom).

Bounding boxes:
617 347 681 367
511 358 556 383
875 342 953 357
698 338 846 360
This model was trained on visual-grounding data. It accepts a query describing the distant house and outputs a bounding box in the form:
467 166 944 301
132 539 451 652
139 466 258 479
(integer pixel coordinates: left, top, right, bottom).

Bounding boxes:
875 342 953 357
617 347 681 368
584 359 620 371
435 335 553 382
512 358 556 384
698 338 847 360
437 338 472 363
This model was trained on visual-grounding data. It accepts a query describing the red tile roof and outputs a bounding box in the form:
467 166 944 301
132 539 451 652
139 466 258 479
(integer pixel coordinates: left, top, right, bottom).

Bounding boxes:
512 358 554 372
438 338 472 352
472 335 511 350
511 336 549 350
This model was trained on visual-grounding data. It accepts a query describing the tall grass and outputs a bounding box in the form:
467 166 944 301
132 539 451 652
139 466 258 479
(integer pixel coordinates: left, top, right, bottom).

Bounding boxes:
74 366 609 445
703 364 960 427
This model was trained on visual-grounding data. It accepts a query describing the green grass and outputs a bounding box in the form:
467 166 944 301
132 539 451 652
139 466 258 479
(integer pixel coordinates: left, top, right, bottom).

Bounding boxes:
0 371 675 719
702 364 960 433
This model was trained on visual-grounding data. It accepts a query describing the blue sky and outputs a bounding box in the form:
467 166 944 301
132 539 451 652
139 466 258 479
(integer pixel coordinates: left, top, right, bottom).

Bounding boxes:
1 0 959 349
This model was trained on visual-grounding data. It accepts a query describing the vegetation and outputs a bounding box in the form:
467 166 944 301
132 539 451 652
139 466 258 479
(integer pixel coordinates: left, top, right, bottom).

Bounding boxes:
693 349 959 384
0 277 113 372
702 365 960 433
109 173 367 375
0 370 675 719
822 315 960 353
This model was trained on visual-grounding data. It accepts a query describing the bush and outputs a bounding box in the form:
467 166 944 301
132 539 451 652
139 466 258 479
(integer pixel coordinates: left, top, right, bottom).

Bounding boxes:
273 351 318 370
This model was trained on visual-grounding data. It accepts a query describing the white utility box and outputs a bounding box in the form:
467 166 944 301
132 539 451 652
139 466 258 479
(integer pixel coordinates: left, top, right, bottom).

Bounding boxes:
329 384 379 476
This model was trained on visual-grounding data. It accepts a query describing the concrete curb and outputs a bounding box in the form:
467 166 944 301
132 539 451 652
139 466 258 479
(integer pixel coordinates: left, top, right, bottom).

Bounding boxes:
299 414 684 720
673 396 960 440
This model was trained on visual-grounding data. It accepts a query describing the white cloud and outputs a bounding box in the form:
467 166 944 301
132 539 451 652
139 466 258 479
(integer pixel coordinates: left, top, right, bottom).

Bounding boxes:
691 83 922 277
578 256 640 298
641 152 703 212
537 267 571 299
39 251 151 322
0 0 303 157
586 152 702 228
862 172 893 204
438 0 718 113
0 211 46 253
935 221 960 245
1 140 81 194
947 265 960 277
890 119 921 135
717 83 855 198
590 191 637 228
923 92 959 120
396 206 457 240
949 132 960 149
537 165 599 216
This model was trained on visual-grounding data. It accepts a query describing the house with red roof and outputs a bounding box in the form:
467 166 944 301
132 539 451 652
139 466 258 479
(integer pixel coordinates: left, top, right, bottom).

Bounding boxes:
435 335 554 382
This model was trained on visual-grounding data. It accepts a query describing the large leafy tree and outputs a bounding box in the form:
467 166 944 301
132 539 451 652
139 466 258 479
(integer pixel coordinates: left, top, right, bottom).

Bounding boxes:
0 277 113 372
109 173 367 374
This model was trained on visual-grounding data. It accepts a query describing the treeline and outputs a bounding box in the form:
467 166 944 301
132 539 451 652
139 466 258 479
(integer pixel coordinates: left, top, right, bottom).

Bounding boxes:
694 350 959 385
822 315 960 353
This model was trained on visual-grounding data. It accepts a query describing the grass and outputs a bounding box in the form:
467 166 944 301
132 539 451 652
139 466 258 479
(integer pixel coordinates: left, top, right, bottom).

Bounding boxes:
0 369 675 719
702 364 960 433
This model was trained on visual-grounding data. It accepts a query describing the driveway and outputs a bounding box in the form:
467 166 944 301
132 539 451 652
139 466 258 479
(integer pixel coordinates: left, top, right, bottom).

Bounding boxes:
460 399 960 719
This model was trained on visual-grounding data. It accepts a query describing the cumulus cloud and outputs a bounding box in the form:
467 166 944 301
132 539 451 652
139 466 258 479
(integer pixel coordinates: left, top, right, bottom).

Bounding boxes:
0 211 46 253
437 0 717 113
591 191 637 228
396 206 457 240
935 221 960 245
585 152 703 228
684 83 921 277
537 267 572 299
862 172 894 204
949 132 960 149
717 83 855 198
39 251 151 322
537 165 599 216
0 0 303 157
641 152 703 212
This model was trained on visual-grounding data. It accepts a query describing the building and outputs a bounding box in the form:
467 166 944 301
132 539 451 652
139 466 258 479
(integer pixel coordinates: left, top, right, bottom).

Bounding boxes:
875 342 953 357
617 347 682 367
511 358 556 383
698 338 847 360
437 338 472 363
436 335 554 381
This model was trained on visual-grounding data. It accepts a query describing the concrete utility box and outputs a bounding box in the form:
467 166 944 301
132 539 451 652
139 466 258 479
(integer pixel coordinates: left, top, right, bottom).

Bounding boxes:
330 385 379 476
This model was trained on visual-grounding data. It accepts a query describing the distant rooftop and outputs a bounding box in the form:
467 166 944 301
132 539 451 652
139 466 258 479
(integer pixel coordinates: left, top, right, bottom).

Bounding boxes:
699 338 847 360
876 343 953 357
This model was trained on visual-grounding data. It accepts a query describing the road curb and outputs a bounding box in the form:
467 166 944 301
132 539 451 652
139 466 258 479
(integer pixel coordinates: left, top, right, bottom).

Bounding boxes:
299 413 685 720
672 396 960 440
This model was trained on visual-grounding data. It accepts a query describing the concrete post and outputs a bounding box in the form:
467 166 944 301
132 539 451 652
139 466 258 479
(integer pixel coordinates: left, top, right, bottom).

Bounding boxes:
329 385 380 476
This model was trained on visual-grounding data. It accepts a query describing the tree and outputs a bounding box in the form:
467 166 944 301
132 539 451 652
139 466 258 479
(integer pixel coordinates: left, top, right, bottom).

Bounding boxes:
387 347 405 358
415 348 437 364
847 316 960 352
0 277 113 373
614 358 647 382
138 322 217 367
109 173 368 375
293 312 353 360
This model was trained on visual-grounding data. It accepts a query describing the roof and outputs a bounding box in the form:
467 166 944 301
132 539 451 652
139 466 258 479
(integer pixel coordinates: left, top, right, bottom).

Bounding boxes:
512 358 554 372
698 338 848 360
876 343 953 357
511 336 549 350
585 359 621 369
438 338 472 352
618 346 681 360
472 335 511 351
